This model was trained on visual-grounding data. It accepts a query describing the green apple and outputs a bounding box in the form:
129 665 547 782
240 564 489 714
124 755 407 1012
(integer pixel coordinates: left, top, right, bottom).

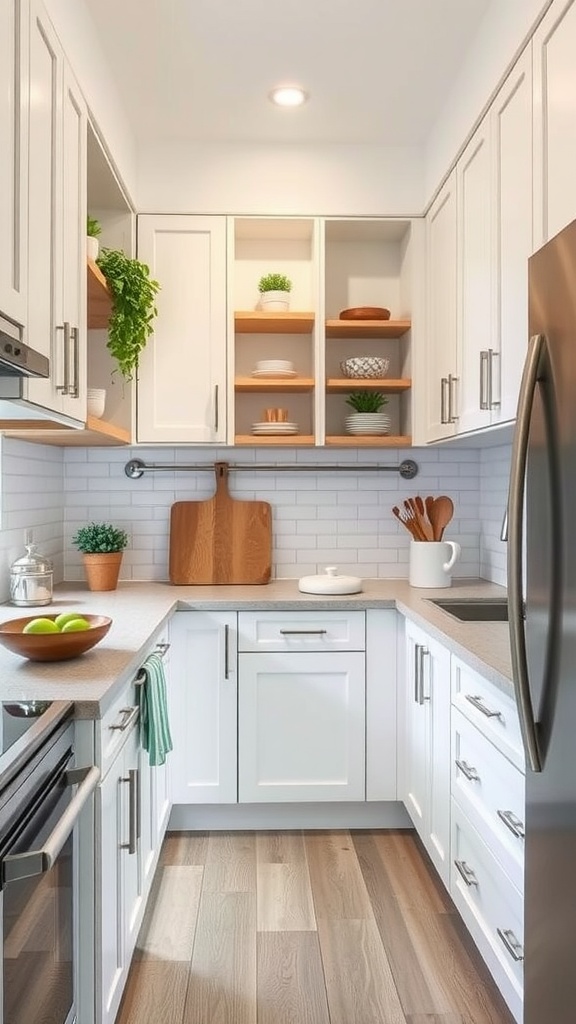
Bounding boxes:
54 611 86 630
22 618 60 634
61 617 90 632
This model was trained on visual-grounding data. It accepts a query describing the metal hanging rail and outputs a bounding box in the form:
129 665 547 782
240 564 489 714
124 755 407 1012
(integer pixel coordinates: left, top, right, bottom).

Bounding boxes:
124 457 418 480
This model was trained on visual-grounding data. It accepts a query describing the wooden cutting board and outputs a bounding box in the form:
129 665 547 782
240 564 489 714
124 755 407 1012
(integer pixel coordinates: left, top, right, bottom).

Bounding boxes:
169 462 272 584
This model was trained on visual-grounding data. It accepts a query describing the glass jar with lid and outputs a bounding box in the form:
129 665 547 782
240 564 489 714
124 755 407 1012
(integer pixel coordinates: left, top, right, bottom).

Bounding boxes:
10 535 53 607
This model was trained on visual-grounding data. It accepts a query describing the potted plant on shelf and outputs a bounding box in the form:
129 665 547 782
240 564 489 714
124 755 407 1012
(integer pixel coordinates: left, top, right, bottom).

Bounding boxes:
345 390 390 436
87 215 101 262
72 522 129 592
258 272 292 311
96 248 160 381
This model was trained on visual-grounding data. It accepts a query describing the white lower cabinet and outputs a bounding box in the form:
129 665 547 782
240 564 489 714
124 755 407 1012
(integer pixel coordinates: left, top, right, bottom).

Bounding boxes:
400 618 451 886
168 611 237 803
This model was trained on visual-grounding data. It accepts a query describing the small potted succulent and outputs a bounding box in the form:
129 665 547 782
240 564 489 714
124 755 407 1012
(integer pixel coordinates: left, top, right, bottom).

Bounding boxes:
345 390 390 436
258 272 292 311
87 215 102 262
72 522 129 591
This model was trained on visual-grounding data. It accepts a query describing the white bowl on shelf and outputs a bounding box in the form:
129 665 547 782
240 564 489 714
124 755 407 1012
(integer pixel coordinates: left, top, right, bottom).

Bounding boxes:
87 388 106 419
255 359 294 372
345 413 391 436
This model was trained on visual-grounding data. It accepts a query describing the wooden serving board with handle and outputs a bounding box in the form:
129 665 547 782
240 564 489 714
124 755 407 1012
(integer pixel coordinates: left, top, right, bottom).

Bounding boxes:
169 462 272 585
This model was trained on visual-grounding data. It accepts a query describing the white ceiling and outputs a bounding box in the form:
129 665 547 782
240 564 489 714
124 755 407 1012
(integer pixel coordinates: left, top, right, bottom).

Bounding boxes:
84 0 492 148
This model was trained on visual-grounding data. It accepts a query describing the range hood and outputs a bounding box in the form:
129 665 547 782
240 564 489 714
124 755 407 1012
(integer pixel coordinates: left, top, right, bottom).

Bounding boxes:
0 314 49 379
0 313 83 429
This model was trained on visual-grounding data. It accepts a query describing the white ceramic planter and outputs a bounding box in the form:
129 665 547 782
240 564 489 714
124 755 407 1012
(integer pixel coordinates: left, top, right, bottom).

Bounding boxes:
345 413 391 436
260 290 290 311
87 235 99 261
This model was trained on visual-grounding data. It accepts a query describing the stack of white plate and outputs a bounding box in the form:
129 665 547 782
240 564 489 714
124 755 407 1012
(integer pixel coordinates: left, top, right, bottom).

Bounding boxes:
345 413 391 436
252 359 296 378
252 421 299 435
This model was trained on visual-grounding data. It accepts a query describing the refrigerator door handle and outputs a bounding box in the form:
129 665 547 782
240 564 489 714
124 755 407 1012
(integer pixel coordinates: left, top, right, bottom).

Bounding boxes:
508 333 544 772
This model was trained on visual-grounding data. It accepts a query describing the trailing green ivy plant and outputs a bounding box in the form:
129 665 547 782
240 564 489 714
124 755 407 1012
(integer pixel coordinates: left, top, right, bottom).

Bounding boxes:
96 248 160 380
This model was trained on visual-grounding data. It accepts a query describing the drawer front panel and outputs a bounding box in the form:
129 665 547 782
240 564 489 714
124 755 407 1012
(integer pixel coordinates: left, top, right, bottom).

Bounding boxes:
238 610 365 652
451 707 525 893
451 801 523 1021
451 657 524 770
99 679 140 776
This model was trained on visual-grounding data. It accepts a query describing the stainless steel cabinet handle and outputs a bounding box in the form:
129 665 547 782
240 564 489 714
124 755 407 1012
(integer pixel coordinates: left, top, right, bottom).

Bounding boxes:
214 384 219 432
480 350 489 410
154 641 170 657
224 623 230 679
416 646 430 704
487 348 498 408
69 325 79 397
440 377 449 424
135 767 141 841
55 322 71 393
279 629 328 635
465 694 502 719
109 706 139 731
121 769 138 854
455 758 480 782
454 859 478 887
413 643 421 703
2 765 100 884
497 928 524 962
448 373 458 422
497 809 525 839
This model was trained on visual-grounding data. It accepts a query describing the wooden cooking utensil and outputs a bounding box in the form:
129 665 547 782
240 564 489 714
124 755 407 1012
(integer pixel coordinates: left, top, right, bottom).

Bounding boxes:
428 495 454 541
414 495 434 541
425 496 436 536
403 499 428 541
392 505 419 540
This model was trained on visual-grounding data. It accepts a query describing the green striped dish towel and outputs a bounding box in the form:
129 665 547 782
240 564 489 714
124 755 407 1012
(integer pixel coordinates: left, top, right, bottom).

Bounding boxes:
139 653 173 766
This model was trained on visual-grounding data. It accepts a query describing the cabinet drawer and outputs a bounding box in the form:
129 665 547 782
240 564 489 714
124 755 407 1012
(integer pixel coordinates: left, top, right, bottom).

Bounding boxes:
451 801 523 1022
451 707 525 893
238 610 365 652
451 657 524 770
98 680 140 778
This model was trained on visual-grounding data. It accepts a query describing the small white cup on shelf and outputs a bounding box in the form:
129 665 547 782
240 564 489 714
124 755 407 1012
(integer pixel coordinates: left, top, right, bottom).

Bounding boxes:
87 388 106 419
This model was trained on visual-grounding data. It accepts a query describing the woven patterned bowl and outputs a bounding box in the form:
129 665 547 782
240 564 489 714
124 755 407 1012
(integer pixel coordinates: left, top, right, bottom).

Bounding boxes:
340 356 390 379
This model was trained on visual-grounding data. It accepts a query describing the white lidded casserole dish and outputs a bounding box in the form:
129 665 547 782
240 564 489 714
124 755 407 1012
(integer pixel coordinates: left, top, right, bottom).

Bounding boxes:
298 566 363 595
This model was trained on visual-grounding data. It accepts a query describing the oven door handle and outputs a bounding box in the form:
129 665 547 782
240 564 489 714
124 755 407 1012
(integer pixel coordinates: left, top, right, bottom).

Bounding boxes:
2 765 100 885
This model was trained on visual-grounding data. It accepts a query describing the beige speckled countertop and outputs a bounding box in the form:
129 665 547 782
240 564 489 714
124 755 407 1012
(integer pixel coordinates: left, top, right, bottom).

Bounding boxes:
0 578 512 717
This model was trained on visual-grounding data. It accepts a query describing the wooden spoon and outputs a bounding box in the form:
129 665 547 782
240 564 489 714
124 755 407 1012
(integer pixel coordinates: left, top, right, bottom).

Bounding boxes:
414 495 434 541
428 495 454 541
425 496 436 535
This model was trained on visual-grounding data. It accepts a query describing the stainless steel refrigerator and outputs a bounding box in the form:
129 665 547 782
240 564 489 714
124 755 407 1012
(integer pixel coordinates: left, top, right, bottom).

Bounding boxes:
508 217 576 1023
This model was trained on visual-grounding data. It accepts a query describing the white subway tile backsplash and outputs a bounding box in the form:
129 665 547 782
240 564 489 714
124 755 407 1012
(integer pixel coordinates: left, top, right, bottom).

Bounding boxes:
479 444 511 587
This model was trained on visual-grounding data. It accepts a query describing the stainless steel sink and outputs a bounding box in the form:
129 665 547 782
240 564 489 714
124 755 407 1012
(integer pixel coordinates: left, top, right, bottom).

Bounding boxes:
428 598 509 622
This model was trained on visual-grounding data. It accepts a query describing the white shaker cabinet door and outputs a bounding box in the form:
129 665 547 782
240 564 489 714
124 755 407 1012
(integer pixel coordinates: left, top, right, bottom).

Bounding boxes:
137 215 227 443
0 0 28 326
425 169 458 441
169 611 237 804
238 651 365 803
534 0 576 246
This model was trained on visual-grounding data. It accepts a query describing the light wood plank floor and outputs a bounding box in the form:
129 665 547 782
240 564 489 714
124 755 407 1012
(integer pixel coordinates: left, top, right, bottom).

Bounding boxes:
117 829 515 1024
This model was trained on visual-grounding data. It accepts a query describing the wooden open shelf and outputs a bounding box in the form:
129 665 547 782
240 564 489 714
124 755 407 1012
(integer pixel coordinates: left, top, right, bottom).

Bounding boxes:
2 417 131 446
235 311 315 334
87 259 112 329
235 376 315 393
235 434 316 446
325 319 411 339
326 377 411 393
325 435 412 447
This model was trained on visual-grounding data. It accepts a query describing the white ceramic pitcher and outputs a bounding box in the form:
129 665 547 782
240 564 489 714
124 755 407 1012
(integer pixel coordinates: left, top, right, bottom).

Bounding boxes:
409 540 461 588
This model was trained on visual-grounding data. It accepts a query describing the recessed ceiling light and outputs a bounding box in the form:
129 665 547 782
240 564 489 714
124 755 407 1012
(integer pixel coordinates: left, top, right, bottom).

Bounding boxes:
269 86 308 108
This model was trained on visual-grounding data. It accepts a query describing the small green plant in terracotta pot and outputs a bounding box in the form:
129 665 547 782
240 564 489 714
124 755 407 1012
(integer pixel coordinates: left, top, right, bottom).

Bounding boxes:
257 272 292 311
72 522 128 592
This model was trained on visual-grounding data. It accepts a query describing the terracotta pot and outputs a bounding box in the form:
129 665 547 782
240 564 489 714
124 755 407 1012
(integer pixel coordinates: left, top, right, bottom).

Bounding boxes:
83 552 123 592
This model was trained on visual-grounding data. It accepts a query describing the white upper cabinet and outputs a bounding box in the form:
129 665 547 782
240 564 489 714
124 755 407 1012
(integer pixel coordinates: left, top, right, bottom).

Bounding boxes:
136 215 227 444
533 0 576 245
456 119 493 435
0 0 28 327
26 0 87 421
425 170 458 441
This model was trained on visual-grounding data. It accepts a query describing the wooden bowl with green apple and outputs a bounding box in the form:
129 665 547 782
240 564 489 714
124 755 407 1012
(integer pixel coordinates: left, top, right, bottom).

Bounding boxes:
0 612 112 661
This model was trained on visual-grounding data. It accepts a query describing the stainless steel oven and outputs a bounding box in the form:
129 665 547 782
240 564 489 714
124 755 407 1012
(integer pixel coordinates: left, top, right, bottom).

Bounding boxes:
0 702 99 1024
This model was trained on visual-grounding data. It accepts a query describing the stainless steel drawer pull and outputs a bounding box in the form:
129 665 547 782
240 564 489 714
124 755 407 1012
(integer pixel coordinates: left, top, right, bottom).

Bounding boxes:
109 706 139 731
454 859 478 887
120 769 138 855
497 809 525 839
155 642 170 656
465 694 503 719
497 927 524 962
455 758 480 782
279 629 328 635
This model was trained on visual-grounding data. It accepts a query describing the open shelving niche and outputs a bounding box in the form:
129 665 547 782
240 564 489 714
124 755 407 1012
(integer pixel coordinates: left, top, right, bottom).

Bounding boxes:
230 217 416 447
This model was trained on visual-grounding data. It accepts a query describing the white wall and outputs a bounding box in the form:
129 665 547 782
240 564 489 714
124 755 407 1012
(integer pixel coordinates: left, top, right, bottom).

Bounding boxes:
43 0 138 203
136 142 425 217
0 439 65 603
425 0 552 204
63 444 481 583
479 444 511 586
